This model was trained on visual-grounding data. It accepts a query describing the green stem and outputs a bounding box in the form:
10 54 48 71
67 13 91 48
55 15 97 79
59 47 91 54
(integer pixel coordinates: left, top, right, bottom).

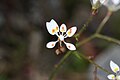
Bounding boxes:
49 51 71 80
74 15 93 41
76 34 96 47
96 34 120 45
96 11 112 34
74 52 111 74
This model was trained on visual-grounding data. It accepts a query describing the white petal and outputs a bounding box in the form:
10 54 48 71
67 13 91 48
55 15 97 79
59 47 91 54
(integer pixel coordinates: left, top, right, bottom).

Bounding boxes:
46 19 59 35
100 0 106 4
103 0 120 11
66 27 77 37
92 0 100 4
91 0 105 5
64 42 76 50
46 41 58 48
60 24 67 33
110 60 120 73
116 75 120 80
107 74 115 79
112 0 120 5
93 0 98 4
90 0 98 5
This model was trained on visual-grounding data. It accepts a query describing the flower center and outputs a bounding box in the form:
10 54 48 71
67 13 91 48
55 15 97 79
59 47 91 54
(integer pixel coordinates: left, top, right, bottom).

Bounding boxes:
59 35 64 41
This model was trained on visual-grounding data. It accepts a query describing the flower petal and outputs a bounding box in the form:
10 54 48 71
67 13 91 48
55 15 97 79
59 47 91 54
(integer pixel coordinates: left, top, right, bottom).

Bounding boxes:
110 60 120 73
112 0 120 5
91 0 105 5
92 0 98 4
60 24 67 33
66 27 77 37
46 41 58 48
100 0 106 4
103 0 120 11
116 75 120 80
64 42 76 50
46 19 59 35
107 74 115 79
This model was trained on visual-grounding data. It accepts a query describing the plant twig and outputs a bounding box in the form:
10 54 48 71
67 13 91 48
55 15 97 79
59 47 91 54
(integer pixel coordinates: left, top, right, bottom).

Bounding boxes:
76 34 96 47
96 11 112 34
96 34 120 45
49 51 71 80
94 66 99 80
73 52 111 74
74 14 93 41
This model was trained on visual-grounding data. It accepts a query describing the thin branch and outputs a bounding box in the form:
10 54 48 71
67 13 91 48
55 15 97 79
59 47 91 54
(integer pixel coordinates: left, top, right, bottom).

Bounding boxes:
49 10 115 80
49 51 71 80
73 52 111 74
94 66 99 80
74 14 93 41
76 34 96 47
96 34 120 45
96 11 112 34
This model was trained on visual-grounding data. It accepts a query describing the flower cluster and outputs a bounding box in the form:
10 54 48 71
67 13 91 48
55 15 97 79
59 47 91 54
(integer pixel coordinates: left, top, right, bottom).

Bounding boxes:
46 19 77 53
107 61 120 80
90 0 120 11
104 0 120 11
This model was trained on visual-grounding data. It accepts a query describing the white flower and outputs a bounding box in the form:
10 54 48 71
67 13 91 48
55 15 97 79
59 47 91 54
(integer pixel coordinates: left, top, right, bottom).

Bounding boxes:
46 19 77 52
103 0 120 11
107 60 120 80
90 0 106 9
91 0 105 5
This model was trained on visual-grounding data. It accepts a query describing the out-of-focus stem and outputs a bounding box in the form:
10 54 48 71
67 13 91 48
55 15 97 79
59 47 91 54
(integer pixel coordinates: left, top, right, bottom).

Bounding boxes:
93 66 98 80
74 15 93 41
49 51 71 80
96 11 112 34
74 52 111 74
76 34 96 47
96 34 120 45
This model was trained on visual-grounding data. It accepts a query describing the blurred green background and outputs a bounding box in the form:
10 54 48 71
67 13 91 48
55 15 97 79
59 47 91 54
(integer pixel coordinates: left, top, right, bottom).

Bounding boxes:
0 0 120 80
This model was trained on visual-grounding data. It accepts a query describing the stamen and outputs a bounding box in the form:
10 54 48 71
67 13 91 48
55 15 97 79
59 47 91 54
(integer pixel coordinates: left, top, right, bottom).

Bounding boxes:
68 45 71 48
62 27 64 29
112 75 115 79
52 44 54 46
56 27 58 31
68 29 72 35
114 68 119 72
52 29 55 34
62 26 64 31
